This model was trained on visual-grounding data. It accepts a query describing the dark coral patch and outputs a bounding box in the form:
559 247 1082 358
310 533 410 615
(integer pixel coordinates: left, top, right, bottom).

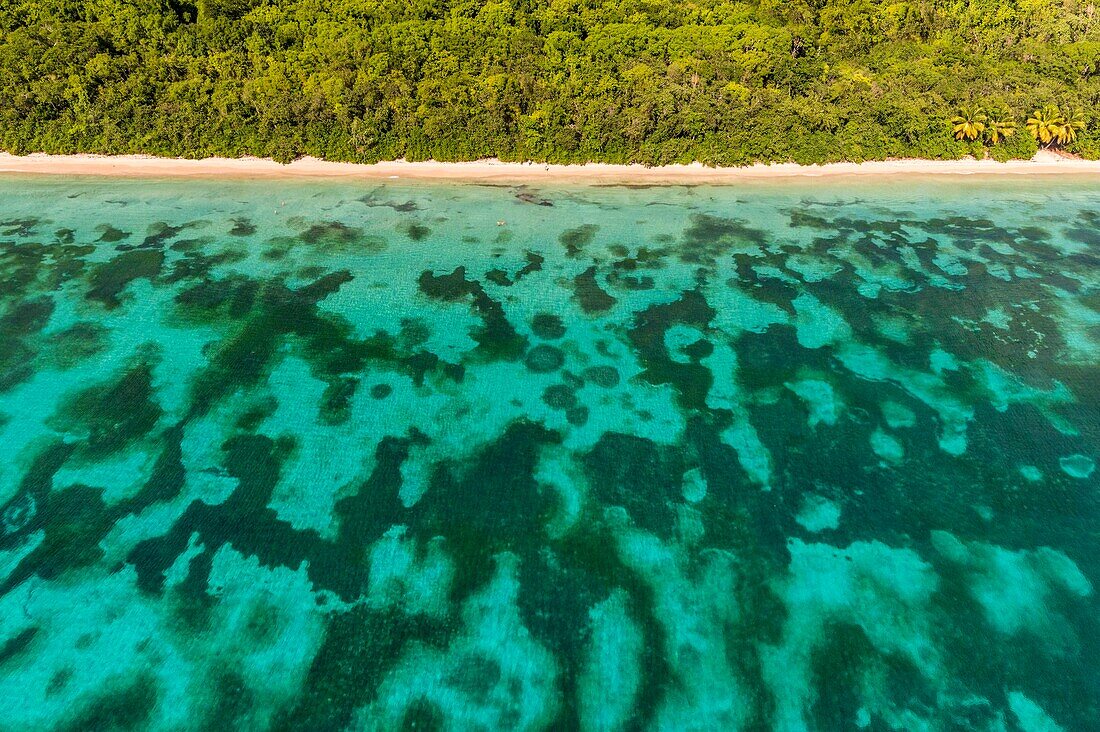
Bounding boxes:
627 288 715 410
276 606 447 730
95 224 130 243
404 351 442 387
236 397 278 432
261 236 294 261
559 224 598 256
358 191 421 212
485 252 544 287
1065 226 1100 247
320 377 359 425
49 322 109 369
401 351 462 388
542 384 577 410
207 672 257 728
1 296 53 335
682 337 714 361
0 217 40 237
413 421 560 595
0 482 115 594
175 276 259 319
399 318 430 348
524 344 565 373
406 223 431 241
573 266 616 314
486 269 512 286
86 249 165 308
418 267 477 301
302 221 358 244
120 425 188 515
516 189 554 206
583 432 685 534
154 237 215 257
56 362 163 457
561 370 584 389
516 251 544 280
582 365 620 388
188 317 282 416
230 218 257 236
45 243 95 288
608 271 655 291
59 674 157 732
681 213 766 263
0 627 37 668
187 272 370 416
531 313 565 339
806 624 931 730
608 250 663 290
297 270 354 301
0 340 36 392
127 434 324 596
419 267 527 360
140 222 189 248
301 221 363 248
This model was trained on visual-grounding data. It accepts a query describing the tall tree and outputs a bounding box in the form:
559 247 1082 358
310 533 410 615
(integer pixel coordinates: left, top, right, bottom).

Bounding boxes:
986 115 1015 145
1027 107 1064 147
950 107 986 141
1055 109 1087 145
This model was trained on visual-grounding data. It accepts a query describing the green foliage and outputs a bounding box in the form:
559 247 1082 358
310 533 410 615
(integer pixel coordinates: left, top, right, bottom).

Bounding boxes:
988 125 1038 162
0 0 1097 164
1027 105 1090 148
950 108 986 142
984 112 1016 146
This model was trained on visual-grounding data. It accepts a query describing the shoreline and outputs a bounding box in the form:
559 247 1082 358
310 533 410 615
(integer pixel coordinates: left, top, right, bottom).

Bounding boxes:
2 151 1100 183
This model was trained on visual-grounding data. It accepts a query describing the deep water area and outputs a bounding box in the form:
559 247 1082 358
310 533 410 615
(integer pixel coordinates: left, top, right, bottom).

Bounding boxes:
0 175 1096 731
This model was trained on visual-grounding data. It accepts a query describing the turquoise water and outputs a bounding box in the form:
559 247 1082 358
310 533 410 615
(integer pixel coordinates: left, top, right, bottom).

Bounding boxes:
0 174 1097 731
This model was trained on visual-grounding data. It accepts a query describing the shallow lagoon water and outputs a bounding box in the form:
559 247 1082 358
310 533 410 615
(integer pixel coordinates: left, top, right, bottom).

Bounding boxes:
0 174 1097 731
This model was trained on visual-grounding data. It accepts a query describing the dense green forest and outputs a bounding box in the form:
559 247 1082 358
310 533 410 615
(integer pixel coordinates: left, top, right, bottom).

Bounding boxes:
0 0 1097 164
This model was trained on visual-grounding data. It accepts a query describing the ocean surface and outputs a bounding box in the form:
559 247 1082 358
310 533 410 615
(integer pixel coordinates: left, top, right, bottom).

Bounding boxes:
0 174 1096 731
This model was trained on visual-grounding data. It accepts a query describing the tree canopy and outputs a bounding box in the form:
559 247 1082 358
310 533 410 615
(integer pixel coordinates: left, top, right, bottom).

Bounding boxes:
1 0 1097 164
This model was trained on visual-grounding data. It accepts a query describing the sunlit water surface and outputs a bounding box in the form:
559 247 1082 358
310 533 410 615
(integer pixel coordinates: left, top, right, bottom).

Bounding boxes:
0 175 1097 731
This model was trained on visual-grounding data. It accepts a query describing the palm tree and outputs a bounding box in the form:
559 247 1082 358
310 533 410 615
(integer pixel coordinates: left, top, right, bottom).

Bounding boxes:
950 107 987 141
1055 108 1086 146
986 115 1015 145
1027 106 1065 147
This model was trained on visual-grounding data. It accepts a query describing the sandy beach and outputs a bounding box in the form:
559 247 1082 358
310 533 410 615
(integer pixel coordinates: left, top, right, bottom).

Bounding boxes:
2 151 1099 182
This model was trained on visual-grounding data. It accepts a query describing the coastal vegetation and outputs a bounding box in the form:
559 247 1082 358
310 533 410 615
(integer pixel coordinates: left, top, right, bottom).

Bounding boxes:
0 0 1097 165
950 108 987 143
1027 106 1087 147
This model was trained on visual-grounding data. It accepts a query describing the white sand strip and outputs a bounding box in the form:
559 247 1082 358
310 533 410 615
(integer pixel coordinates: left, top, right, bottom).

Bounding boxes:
1 151 1098 182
